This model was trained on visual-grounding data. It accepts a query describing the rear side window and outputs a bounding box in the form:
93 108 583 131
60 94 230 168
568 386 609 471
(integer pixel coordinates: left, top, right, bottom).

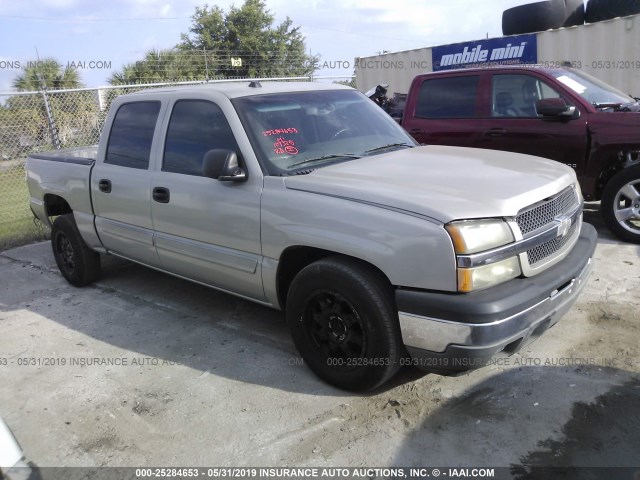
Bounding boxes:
105 102 160 169
415 76 479 119
163 100 239 176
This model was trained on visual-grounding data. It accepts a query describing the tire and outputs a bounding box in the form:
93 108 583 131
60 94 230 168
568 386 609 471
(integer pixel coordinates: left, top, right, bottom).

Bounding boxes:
601 165 640 244
502 0 585 35
562 0 586 27
285 257 403 392
502 1 565 35
586 0 640 23
51 214 101 286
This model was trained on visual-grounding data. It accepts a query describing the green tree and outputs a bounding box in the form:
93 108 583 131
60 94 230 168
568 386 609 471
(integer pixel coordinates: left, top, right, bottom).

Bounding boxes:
13 58 82 91
108 49 208 85
178 0 317 78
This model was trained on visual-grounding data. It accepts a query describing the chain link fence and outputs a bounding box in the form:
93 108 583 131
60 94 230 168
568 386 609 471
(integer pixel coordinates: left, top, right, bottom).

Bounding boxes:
0 75 356 250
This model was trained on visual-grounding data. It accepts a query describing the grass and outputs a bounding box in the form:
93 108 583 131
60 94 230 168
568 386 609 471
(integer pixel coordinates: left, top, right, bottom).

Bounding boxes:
0 163 49 250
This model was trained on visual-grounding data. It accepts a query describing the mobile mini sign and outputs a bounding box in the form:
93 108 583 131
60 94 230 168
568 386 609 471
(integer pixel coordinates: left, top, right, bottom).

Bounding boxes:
433 34 538 71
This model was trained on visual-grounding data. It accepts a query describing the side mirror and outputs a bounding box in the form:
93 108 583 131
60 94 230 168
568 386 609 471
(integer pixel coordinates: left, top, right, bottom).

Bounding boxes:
536 98 576 118
202 149 247 182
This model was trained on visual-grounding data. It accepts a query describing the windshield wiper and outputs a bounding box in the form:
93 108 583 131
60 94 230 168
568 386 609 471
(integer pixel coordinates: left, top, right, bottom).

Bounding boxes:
364 142 414 154
288 154 360 169
593 101 639 111
593 102 620 108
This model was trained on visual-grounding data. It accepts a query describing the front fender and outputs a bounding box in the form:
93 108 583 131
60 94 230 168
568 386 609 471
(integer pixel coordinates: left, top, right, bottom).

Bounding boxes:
261 177 457 293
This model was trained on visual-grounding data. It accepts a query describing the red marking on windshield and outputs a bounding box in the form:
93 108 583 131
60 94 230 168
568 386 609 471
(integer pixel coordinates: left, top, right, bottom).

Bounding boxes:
274 137 299 155
263 128 298 136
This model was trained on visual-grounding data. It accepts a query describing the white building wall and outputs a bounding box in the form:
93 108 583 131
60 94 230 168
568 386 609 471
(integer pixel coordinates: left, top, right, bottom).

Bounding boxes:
355 49 432 97
537 15 640 97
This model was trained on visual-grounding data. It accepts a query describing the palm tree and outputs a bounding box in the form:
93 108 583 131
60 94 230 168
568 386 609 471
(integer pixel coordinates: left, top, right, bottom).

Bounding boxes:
108 49 208 85
13 58 83 91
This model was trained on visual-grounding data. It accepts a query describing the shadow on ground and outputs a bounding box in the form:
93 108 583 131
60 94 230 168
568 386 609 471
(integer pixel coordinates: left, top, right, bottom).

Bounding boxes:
393 366 640 473
0 249 427 396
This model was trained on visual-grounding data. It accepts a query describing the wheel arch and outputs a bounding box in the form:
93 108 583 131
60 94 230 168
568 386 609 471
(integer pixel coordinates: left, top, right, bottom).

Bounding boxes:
594 150 640 201
276 246 394 310
44 194 73 220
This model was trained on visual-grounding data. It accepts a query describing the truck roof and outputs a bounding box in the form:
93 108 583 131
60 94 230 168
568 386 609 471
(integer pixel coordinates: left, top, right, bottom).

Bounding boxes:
416 64 569 77
123 81 352 100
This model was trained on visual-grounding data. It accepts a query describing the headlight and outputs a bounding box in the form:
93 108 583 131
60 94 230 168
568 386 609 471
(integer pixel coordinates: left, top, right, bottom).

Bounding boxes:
446 219 521 292
445 219 514 254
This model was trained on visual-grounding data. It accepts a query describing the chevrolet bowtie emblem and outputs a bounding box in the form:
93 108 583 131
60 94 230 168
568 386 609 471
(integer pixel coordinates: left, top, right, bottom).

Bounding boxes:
555 214 572 238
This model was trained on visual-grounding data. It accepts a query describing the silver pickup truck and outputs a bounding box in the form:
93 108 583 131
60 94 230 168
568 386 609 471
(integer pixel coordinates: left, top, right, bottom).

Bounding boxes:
26 82 597 391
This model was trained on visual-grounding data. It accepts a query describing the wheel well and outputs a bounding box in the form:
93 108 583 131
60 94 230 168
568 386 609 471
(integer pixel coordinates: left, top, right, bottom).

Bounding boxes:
44 194 72 218
595 150 640 200
276 247 393 309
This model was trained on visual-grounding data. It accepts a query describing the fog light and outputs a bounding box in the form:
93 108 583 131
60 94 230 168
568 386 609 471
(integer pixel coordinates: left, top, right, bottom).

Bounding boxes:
458 256 521 292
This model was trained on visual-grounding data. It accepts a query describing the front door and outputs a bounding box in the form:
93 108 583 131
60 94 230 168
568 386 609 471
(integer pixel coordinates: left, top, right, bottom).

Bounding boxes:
480 72 588 173
149 99 264 301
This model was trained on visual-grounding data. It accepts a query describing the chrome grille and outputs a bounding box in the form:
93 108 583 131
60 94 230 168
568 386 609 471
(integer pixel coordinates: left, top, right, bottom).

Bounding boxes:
516 187 578 235
527 223 578 265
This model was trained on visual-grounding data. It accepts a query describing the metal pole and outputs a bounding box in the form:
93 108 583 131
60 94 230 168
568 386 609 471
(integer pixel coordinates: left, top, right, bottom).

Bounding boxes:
39 81 61 150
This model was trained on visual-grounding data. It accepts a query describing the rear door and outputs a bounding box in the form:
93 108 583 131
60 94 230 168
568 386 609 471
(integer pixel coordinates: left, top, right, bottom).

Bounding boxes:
149 98 264 301
403 72 484 147
91 101 163 266
479 72 588 171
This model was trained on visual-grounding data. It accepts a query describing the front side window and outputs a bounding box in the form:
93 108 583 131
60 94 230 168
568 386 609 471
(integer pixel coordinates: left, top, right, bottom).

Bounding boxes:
105 102 160 169
415 76 480 119
491 74 562 118
163 100 239 176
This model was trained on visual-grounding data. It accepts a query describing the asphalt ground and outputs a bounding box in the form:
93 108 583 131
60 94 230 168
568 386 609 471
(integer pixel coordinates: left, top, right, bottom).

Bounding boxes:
0 204 638 474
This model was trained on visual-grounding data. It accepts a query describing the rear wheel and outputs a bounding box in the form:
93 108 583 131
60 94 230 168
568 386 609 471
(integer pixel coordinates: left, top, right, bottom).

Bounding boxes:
286 257 403 392
51 214 101 286
601 166 640 244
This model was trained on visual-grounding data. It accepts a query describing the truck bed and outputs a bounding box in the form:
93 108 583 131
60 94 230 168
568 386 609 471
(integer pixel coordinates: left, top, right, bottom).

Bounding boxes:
26 145 98 229
28 145 98 165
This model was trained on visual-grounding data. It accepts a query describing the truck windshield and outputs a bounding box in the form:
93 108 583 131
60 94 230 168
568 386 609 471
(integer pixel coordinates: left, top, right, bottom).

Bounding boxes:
551 69 635 107
233 89 416 175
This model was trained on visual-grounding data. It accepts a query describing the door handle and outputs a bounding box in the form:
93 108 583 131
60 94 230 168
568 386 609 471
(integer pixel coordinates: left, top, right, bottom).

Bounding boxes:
152 187 170 204
98 179 112 193
484 128 508 137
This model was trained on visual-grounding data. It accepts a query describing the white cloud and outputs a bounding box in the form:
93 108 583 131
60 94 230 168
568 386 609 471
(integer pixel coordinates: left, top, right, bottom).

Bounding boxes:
159 4 172 17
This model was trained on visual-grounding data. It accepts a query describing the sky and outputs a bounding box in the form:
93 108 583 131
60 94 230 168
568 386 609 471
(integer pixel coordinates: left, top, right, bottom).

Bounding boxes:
0 0 575 91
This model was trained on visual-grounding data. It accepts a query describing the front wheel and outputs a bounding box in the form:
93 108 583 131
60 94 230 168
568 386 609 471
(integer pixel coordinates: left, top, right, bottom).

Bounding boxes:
51 214 101 286
601 165 640 244
286 257 403 391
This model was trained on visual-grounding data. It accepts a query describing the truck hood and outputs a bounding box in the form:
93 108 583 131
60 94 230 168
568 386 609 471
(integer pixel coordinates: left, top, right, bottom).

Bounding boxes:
284 145 576 223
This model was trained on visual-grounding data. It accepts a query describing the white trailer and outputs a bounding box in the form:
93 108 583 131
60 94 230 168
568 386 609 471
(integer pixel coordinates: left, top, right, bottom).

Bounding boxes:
355 14 640 98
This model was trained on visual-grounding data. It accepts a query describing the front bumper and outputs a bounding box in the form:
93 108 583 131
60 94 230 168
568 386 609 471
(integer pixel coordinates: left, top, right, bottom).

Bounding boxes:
396 223 597 372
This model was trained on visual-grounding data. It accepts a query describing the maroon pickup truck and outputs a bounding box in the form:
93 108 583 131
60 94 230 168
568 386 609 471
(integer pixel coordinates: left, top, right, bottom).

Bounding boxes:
400 66 640 243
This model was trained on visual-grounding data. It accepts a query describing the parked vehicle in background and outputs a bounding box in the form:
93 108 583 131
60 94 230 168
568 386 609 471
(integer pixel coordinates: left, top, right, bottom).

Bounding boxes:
401 66 640 243
366 83 406 122
26 82 596 391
